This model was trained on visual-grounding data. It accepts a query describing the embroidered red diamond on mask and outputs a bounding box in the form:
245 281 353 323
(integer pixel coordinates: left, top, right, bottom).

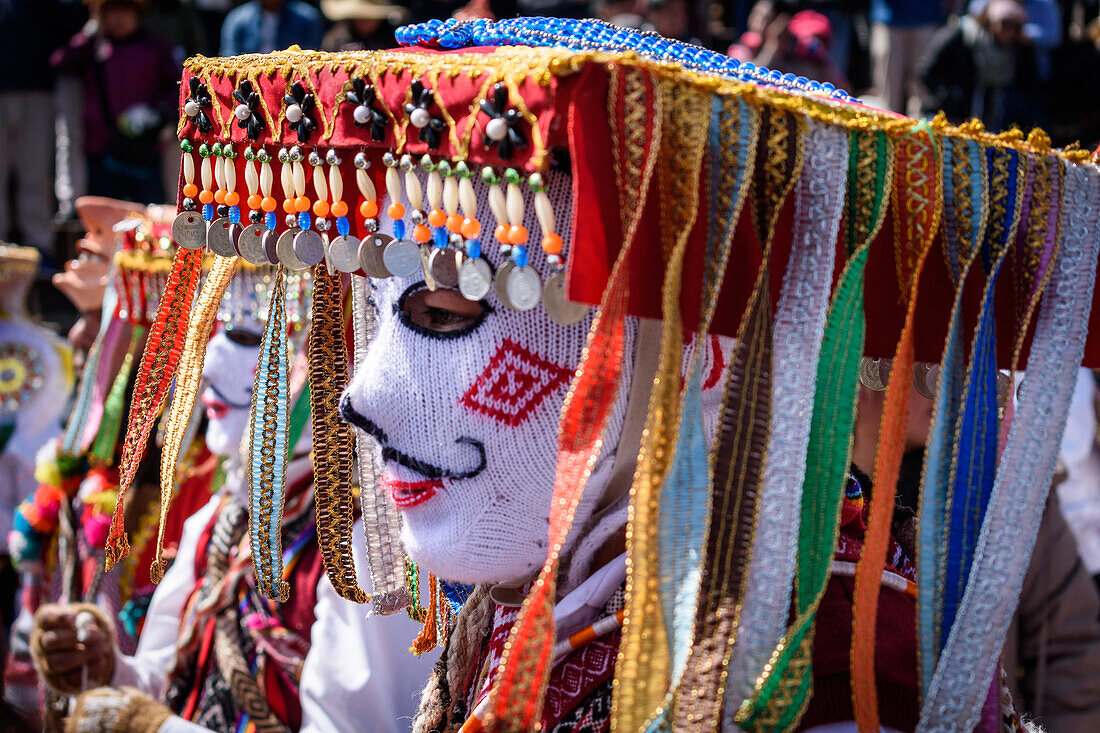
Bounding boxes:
460 339 572 426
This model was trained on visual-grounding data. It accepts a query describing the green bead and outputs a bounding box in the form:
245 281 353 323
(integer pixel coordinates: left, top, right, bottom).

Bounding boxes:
528 172 545 192
198 143 211 158
179 139 193 153
481 166 500 185
503 168 521 185
419 154 436 172
437 159 452 177
454 161 471 178
211 142 223 157
257 149 271 163
243 146 255 161
224 145 237 159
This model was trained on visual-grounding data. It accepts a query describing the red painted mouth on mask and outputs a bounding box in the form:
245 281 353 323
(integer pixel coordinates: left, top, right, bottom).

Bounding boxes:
385 478 442 509
201 393 229 419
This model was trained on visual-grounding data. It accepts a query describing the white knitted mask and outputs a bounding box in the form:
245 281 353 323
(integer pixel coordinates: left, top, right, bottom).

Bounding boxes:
201 328 260 457
341 170 640 585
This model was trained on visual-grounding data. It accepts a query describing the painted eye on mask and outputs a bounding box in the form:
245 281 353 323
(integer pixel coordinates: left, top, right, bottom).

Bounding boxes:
397 283 491 339
224 325 263 347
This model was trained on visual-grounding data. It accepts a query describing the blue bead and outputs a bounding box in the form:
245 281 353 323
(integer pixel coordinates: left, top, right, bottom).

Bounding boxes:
822 82 836 92
514 246 528 268
298 211 311 230
433 228 447 248
203 203 214 222
336 216 350 236
265 212 277 230
394 220 406 239
831 89 848 100
228 205 241 224
468 238 481 259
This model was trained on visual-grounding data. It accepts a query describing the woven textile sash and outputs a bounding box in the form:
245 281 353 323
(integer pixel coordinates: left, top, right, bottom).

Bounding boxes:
309 262 365 604
740 129 894 733
106 247 204 570
608 76 709 733
152 256 239 583
88 325 146 466
917 137 988 694
486 66 662 732
919 159 1099 732
850 124 941 733
349 274 409 615
938 146 1024 651
656 96 757 698
665 108 802 732
249 266 292 602
726 120 847 715
63 281 118 455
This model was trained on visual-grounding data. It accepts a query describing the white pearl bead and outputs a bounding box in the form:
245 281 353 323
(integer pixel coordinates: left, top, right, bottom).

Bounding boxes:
410 108 430 128
184 100 200 117
486 117 508 141
286 104 303 123
353 105 370 125
235 103 250 121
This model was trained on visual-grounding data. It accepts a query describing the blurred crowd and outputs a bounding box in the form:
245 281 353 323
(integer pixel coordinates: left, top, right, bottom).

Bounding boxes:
1 0 1099 266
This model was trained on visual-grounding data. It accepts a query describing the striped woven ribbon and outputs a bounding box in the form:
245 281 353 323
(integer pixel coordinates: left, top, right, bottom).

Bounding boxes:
917 136 988 694
726 119 847 717
740 129 894 732
920 158 1099 732
105 247 204 570
249 266 292 601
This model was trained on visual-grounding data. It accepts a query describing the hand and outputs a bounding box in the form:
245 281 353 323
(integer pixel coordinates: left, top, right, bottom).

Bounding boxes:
117 104 162 138
65 687 173 733
32 604 114 694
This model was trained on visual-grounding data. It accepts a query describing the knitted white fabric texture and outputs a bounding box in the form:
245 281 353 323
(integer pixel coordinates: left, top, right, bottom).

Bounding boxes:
343 167 731 586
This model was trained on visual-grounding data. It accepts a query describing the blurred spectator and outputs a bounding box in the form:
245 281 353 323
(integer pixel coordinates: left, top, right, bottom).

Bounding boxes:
320 0 407 51
0 0 82 257
194 0 233 55
739 9 851 90
729 0 777 59
919 0 1038 131
220 0 325 55
51 0 179 204
645 0 691 41
870 0 946 115
972 0 1062 80
144 0 207 63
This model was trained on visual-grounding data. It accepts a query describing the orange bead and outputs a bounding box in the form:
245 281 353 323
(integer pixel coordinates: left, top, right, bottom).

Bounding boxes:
361 200 379 219
313 199 330 217
282 198 296 214
331 200 348 218
183 182 199 198
294 196 310 213
198 190 215 204
427 209 447 228
387 202 405 220
224 191 240 207
214 189 226 204
261 196 277 212
494 224 509 243
460 218 481 239
413 224 432 243
542 232 563 255
507 225 528 245
446 214 464 233
247 194 263 210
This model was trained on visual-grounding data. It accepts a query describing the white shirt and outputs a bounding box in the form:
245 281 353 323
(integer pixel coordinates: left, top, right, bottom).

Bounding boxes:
112 461 436 732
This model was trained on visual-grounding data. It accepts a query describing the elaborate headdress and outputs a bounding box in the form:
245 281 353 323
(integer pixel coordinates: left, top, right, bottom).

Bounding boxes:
109 17 1100 733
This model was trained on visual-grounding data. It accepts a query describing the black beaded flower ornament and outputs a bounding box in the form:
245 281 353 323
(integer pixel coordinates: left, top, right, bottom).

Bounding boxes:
344 77 389 142
283 81 317 143
404 80 446 149
479 82 527 160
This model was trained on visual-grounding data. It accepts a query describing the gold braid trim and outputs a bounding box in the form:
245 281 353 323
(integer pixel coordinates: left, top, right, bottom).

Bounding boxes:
308 262 366 603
